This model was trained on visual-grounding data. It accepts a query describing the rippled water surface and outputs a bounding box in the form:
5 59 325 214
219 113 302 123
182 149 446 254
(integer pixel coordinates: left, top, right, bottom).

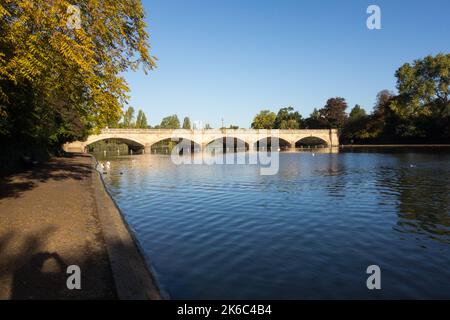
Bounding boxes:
100 149 450 299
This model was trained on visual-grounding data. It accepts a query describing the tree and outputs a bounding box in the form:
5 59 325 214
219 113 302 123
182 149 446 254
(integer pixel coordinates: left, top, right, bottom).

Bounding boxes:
391 54 450 140
122 107 135 128
182 117 191 129
0 0 155 164
136 110 143 128
304 108 327 129
348 105 367 122
393 54 449 117
274 107 302 129
141 113 148 129
366 90 395 140
204 123 212 129
251 110 276 129
319 97 348 129
135 110 148 128
342 105 369 142
228 125 239 129
160 115 180 129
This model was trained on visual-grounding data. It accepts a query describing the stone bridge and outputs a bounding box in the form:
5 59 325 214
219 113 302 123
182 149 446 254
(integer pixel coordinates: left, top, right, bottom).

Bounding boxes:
63 128 339 152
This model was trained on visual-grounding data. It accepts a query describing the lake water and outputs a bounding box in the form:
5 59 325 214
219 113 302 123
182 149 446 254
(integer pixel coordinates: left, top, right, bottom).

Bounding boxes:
98 148 450 299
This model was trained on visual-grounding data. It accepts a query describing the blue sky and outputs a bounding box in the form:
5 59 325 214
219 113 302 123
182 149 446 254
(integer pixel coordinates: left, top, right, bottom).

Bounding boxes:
124 0 450 128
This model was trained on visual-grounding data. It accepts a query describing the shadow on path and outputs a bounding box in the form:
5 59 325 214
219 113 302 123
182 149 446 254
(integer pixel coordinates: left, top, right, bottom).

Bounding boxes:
0 153 93 200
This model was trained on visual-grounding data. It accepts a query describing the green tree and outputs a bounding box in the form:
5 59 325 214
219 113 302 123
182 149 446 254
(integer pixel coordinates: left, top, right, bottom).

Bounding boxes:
348 105 367 122
141 113 148 129
366 90 395 140
251 110 276 129
319 97 348 130
274 107 302 129
160 115 180 129
304 108 327 129
204 123 212 129
122 107 135 128
342 105 369 142
391 54 450 140
182 117 192 129
135 110 148 128
0 0 155 164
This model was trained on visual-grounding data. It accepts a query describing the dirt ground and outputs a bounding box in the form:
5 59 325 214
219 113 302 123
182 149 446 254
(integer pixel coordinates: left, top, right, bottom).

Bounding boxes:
0 153 117 299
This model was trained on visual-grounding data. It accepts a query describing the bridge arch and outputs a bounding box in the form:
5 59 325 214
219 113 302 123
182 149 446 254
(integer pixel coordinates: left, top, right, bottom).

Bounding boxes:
205 136 250 152
149 136 202 147
85 136 146 151
295 136 329 148
149 137 202 154
253 137 291 150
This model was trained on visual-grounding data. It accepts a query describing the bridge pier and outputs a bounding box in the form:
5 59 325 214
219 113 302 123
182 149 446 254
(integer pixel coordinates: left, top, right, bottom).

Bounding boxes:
289 141 297 152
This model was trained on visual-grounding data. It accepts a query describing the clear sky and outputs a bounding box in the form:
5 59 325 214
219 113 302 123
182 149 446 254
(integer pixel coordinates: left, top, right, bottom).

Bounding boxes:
124 0 450 128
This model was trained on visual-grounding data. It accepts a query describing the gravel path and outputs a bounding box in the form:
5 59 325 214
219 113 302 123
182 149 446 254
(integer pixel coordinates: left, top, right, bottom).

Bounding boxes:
0 154 117 299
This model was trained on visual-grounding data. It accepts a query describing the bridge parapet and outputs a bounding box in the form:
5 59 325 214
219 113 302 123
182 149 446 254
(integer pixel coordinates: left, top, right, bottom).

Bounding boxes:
63 128 339 152
99 128 338 134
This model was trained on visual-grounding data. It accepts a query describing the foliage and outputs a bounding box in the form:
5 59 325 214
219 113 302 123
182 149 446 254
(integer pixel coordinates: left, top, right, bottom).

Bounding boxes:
342 105 369 142
304 108 327 129
364 90 395 140
342 54 449 143
250 54 449 144
390 54 449 140
318 97 348 130
160 114 180 129
251 110 276 129
348 104 366 121
0 0 155 160
122 107 135 128
182 116 191 129
135 109 148 128
274 106 302 129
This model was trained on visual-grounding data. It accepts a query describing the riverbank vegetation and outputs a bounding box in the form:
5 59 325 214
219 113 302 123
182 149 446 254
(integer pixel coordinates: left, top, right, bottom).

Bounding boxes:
0 0 155 169
343 54 449 144
251 54 449 144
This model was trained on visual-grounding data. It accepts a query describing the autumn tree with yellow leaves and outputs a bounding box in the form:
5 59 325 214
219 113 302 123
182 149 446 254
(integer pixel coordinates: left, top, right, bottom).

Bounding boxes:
0 0 155 165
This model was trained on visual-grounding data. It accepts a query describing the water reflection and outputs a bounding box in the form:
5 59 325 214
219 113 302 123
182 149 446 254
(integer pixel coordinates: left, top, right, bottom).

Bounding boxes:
100 149 450 299
396 164 449 242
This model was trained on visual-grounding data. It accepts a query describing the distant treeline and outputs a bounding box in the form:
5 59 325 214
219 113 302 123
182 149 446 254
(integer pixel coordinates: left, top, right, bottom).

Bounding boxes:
250 54 449 144
108 110 221 130
120 54 449 145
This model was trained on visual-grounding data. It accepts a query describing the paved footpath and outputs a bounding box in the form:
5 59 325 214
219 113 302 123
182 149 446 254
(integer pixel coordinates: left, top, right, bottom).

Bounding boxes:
0 154 160 299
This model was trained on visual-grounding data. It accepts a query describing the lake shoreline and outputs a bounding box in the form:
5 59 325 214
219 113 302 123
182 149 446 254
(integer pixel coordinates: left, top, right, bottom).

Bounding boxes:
341 144 450 147
0 153 162 299
99 149 450 298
